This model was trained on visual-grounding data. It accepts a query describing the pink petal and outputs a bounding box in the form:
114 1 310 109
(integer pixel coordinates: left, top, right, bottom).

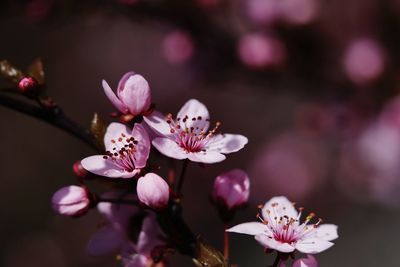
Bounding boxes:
261 196 298 222
117 74 151 116
143 111 173 137
102 79 128 113
207 134 248 154
295 238 334 254
187 151 226 163
124 254 150 267
81 155 137 178
177 99 210 132
97 192 138 227
255 234 295 253
313 224 338 241
131 123 151 168
87 225 124 256
292 255 319 267
104 122 132 152
136 214 165 254
152 138 188 160
226 222 269 235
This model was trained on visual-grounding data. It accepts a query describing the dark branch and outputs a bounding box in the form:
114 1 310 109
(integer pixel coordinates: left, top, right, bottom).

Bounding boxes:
0 93 98 151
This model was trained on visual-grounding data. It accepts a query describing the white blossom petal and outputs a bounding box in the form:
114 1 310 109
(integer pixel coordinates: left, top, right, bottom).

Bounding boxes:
226 222 269 236
104 122 132 152
188 151 226 163
152 138 188 160
81 155 138 178
313 224 338 241
262 196 298 222
295 238 334 254
207 134 248 154
177 99 210 132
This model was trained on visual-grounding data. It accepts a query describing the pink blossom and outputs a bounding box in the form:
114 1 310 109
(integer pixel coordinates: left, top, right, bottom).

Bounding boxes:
137 173 170 209
121 213 166 267
238 33 286 69
51 186 90 217
293 255 318 267
103 72 152 117
143 99 248 164
245 0 280 25
227 196 338 254
161 30 195 65
81 122 150 178
87 192 139 256
279 0 318 25
212 169 250 210
343 38 385 85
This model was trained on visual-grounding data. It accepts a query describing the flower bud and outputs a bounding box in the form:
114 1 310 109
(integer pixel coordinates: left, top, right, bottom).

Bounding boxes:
103 72 152 117
51 186 90 217
18 76 39 98
292 255 318 267
137 173 170 209
73 160 88 178
212 169 250 210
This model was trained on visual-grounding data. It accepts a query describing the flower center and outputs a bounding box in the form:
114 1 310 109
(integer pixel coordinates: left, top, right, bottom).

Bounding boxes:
257 203 322 244
103 133 138 172
166 113 221 153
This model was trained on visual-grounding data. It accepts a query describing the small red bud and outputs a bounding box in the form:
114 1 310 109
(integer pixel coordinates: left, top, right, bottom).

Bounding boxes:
73 161 88 178
18 76 39 98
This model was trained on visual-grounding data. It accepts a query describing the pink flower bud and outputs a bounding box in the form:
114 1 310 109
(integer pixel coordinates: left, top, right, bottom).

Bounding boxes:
137 173 170 209
103 72 152 117
212 169 250 210
292 255 318 267
51 186 90 217
18 76 39 98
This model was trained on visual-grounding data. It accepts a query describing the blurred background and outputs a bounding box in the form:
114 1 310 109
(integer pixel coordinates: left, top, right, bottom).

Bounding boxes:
1 0 400 266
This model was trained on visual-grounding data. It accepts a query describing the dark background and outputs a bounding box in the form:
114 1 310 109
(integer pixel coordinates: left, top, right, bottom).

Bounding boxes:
1 0 400 266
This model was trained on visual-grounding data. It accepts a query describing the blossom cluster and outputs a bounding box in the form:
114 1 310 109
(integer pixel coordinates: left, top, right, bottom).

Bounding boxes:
50 72 338 266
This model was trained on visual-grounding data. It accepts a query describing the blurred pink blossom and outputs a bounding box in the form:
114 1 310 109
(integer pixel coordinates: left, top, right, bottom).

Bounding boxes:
280 0 318 25
121 213 166 267
103 72 152 117
343 38 385 85
227 196 338 254
51 186 90 217
161 30 195 65
337 99 400 205
144 99 248 164
212 169 250 210
81 122 150 178
238 33 286 69
137 173 170 209
245 0 281 25
251 132 329 201
87 192 138 256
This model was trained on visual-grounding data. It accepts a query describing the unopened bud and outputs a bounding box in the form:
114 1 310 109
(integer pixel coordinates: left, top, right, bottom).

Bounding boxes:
51 185 90 217
18 76 39 98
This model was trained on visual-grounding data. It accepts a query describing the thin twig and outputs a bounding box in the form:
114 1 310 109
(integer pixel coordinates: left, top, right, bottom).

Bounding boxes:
0 93 98 151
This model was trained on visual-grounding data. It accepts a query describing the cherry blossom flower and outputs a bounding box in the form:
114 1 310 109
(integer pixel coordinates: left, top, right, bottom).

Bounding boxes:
137 173 170 209
212 169 250 210
144 99 248 164
87 192 139 256
81 122 150 178
227 196 338 254
103 72 152 117
51 185 90 217
121 213 166 267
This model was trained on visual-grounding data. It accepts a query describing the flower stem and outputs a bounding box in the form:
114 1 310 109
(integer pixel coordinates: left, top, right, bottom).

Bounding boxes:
176 159 189 196
223 223 229 260
271 253 281 267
